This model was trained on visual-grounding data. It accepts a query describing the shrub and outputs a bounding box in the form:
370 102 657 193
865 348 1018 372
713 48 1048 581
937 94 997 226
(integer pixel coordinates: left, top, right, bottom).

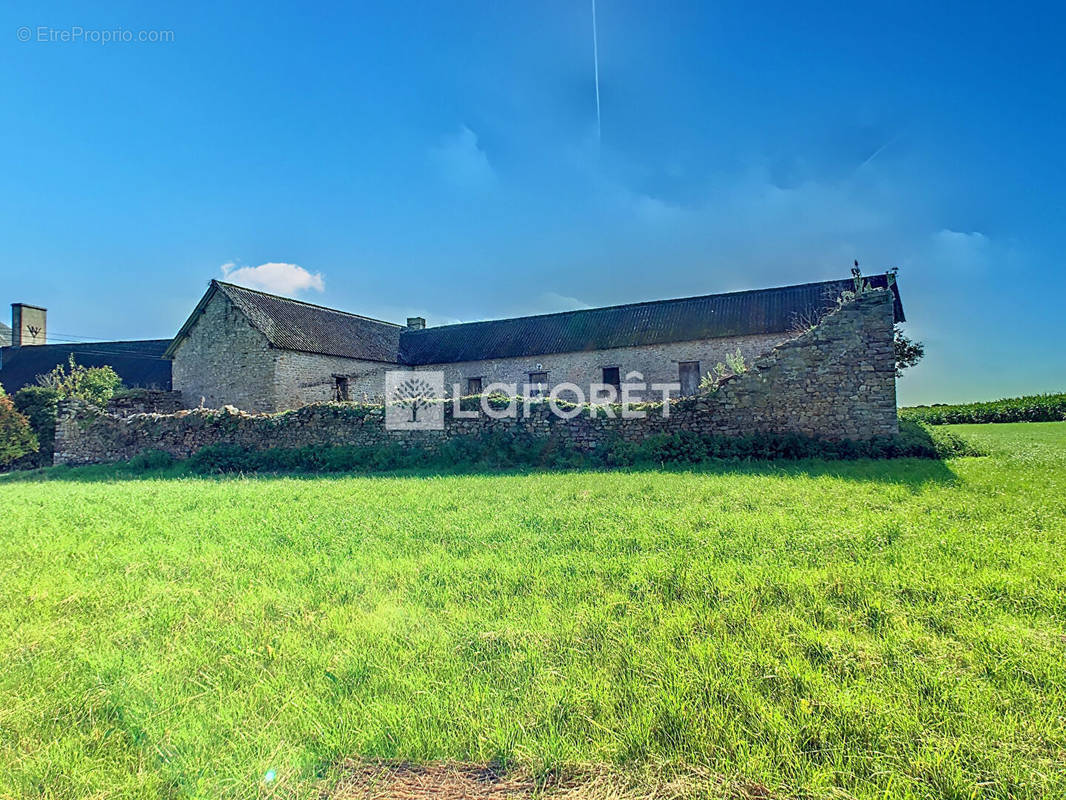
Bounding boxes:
180 418 977 477
127 449 178 471
900 393 1066 425
12 386 61 468
37 356 121 408
0 395 38 467
187 443 262 474
724 348 747 375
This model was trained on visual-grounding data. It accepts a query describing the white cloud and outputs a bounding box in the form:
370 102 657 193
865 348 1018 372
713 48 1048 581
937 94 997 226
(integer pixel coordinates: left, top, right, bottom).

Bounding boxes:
220 262 325 295
928 229 992 271
430 126 495 189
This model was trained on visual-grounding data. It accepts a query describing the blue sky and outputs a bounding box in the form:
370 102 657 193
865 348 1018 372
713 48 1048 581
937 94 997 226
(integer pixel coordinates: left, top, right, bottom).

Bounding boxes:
2 1 1063 404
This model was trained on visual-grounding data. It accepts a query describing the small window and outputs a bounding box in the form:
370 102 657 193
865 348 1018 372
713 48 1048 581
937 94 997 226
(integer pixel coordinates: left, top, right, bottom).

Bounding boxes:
334 375 350 402
679 361 700 397
528 371 548 397
466 377 483 395
601 366 621 389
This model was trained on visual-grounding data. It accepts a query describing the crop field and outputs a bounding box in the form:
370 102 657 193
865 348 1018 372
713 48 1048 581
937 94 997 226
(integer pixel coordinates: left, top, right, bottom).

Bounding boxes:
1 423 1064 799
900 392 1066 425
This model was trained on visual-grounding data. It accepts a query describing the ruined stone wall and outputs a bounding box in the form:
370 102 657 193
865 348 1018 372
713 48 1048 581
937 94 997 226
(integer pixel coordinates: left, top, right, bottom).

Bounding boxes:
107 390 184 416
56 290 897 465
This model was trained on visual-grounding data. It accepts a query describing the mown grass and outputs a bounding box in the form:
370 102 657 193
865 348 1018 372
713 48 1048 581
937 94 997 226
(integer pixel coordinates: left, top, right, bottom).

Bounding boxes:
1 423 1064 799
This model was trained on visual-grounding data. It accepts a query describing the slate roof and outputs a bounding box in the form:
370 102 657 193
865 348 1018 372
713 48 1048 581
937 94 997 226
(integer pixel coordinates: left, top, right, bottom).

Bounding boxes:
399 275 904 365
165 275 904 367
0 321 10 348
164 281 403 362
0 340 173 393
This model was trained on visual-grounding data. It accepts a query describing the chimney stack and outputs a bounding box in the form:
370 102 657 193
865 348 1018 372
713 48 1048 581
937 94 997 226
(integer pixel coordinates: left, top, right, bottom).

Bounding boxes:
406 316 426 331
11 303 47 347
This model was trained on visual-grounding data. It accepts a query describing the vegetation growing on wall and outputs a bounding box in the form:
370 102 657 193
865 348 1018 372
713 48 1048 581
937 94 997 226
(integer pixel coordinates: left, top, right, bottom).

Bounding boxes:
37 356 121 408
699 347 748 394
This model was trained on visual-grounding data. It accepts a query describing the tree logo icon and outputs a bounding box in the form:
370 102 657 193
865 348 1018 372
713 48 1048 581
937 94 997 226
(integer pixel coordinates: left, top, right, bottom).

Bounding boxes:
385 371 445 430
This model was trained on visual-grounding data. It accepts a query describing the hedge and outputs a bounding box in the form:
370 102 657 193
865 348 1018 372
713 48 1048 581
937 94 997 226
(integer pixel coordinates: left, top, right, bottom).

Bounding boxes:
900 392 1066 425
12 386 61 468
171 419 977 475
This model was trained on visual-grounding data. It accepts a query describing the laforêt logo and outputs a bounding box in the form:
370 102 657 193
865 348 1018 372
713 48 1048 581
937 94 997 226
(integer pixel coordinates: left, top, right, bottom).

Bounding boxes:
385 371 445 430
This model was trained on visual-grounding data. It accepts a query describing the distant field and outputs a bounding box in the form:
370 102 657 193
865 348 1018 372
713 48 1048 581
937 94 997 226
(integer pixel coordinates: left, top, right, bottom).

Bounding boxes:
1 423 1064 799
901 391 1066 425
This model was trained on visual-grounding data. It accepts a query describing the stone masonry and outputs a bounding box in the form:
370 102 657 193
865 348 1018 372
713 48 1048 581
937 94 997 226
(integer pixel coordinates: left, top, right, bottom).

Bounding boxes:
170 291 387 412
55 289 897 465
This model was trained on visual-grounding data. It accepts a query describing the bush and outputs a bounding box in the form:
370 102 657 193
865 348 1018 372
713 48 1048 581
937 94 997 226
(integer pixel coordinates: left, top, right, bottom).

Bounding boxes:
900 393 1066 425
127 449 178 471
12 386 61 468
187 443 262 474
0 395 38 467
180 418 977 476
37 356 121 408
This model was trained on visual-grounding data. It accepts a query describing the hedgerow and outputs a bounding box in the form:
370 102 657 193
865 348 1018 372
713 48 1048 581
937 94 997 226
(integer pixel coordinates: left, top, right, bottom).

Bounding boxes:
12 386 61 468
900 392 1066 425
177 418 977 475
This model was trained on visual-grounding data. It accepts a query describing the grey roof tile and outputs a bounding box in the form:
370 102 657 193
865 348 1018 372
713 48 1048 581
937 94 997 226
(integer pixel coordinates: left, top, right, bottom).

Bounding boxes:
165 281 403 363
398 276 904 365
165 275 904 368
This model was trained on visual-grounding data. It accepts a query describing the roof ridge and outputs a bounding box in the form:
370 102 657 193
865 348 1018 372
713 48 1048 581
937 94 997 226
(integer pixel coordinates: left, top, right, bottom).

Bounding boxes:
215 280 403 328
400 276 856 335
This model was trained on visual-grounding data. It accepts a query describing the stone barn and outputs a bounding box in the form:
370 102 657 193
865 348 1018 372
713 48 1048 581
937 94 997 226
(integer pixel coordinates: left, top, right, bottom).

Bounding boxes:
164 274 904 414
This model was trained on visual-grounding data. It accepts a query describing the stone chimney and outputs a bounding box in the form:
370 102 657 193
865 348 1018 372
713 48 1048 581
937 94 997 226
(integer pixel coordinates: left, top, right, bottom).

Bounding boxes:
406 316 426 331
11 303 47 347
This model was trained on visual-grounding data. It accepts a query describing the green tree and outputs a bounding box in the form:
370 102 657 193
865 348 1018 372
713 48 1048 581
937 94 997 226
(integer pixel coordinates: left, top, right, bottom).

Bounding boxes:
894 326 925 377
0 393 38 466
38 356 122 408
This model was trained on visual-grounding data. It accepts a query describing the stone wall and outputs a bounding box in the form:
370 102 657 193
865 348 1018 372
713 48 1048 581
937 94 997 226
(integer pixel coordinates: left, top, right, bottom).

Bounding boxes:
107 390 184 416
413 332 787 400
56 290 897 465
171 291 379 412
272 350 391 408
171 291 278 412
291 332 788 405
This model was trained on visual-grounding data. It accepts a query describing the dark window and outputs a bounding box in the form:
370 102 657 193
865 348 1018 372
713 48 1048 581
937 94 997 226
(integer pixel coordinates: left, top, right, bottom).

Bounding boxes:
466 377 483 395
602 366 621 389
679 361 700 397
528 371 548 397
334 375 350 402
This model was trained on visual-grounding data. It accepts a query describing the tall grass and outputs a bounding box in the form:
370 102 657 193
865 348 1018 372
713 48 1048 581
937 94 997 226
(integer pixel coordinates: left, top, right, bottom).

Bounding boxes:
0 423 1064 799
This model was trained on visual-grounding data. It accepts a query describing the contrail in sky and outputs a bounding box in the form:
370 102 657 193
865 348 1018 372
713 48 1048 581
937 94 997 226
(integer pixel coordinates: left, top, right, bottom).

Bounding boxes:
592 0 601 142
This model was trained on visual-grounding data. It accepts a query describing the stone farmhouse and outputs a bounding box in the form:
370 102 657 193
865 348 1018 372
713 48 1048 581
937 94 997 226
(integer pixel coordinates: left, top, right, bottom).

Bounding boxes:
164 274 904 414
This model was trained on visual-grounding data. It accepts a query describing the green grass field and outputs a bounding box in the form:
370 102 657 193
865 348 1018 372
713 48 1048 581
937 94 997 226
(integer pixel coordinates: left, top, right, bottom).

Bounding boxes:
2 423 1065 799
